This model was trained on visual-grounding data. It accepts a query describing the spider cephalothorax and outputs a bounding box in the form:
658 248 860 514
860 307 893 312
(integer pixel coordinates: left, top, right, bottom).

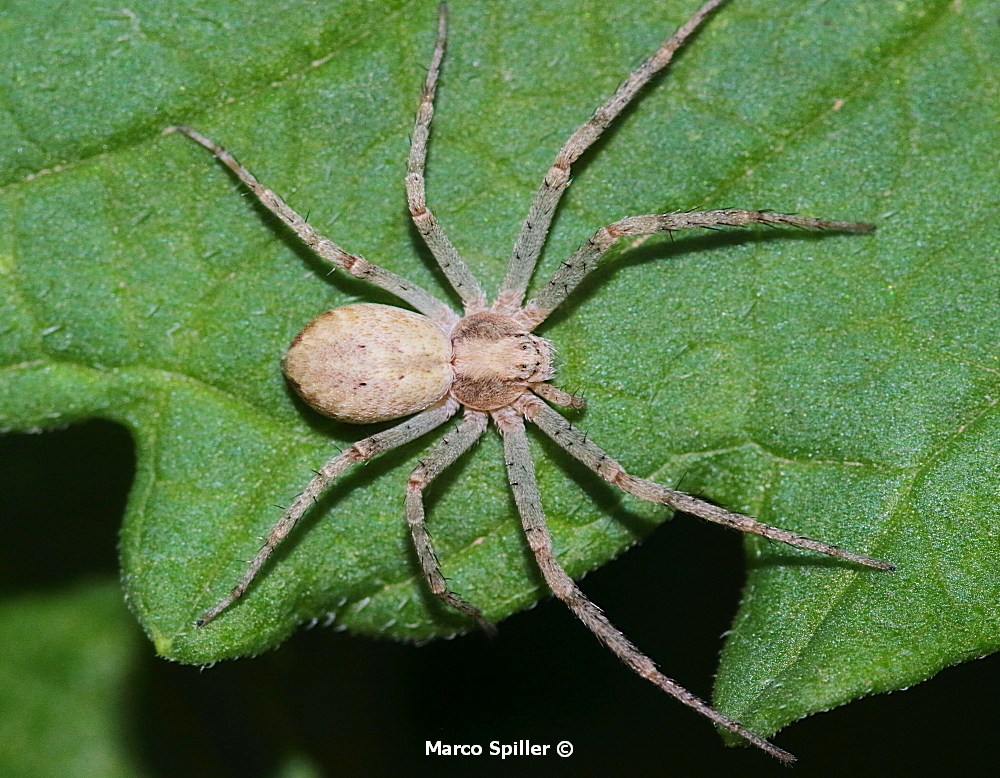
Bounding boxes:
449 311 556 410
167 0 892 763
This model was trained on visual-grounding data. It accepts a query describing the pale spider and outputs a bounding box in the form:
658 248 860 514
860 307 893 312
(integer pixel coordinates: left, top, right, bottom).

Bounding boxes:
167 0 893 762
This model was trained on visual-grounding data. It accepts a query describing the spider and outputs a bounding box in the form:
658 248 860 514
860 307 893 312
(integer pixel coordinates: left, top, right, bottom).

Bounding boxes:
166 0 893 763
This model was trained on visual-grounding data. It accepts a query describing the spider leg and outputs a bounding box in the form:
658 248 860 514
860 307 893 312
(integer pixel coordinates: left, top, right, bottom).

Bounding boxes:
520 209 876 328
165 125 454 322
197 401 458 626
495 0 728 313
405 409 495 635
493 405 795 764
406 3 487 311
520 393 894 571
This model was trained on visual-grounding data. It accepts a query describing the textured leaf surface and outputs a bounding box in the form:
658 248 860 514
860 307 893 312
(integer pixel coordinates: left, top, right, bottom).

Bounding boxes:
0 0 996 741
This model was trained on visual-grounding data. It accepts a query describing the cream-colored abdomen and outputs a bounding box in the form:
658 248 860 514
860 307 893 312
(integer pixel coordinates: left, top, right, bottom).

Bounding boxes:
282 303 452 423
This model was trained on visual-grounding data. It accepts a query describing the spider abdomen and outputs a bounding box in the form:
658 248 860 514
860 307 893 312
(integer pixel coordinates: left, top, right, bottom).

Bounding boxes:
282 303 452 423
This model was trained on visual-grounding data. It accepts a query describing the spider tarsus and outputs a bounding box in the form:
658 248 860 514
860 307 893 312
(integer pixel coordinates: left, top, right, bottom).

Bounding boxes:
196 599 229 627
474 614 499 639
839 220 877 234
855 554 895 572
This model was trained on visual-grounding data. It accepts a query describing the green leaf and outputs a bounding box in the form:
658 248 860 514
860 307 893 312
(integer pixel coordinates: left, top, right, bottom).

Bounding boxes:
0 580 141 778
1 0 996 744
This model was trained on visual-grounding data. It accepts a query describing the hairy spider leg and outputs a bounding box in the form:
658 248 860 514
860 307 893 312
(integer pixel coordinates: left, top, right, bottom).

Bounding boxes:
496 0 729 313
406 4 487 311
494 405 797 764
197 402 457 625
519 394 893 571
405 409 494 634
165 124 455 324
521 209 875 328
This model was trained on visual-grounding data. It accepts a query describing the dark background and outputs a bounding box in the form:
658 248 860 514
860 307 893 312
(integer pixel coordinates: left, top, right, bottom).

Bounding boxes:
2 419 996 777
